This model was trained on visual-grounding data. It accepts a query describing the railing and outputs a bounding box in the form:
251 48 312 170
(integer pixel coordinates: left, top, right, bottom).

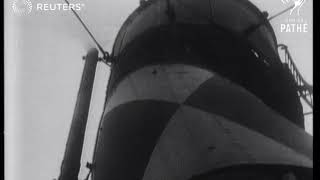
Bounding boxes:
278 44 313 110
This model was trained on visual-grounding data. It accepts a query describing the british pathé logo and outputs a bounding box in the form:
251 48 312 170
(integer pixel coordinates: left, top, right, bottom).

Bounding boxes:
12 0 33 15
280 0 308 33
281 0 306 16
280 18 308 33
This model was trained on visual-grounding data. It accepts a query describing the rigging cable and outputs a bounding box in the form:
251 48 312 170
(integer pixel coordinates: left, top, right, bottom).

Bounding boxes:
268 4 295 21
64 0 111 64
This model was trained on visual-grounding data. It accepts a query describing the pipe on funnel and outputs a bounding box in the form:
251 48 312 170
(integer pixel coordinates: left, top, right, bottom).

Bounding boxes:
58 48 99 180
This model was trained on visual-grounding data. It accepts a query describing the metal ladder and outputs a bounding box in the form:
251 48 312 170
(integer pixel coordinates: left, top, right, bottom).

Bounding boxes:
278 44 313 112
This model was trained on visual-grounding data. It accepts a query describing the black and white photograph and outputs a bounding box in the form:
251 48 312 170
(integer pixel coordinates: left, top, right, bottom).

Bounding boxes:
4 0 313 180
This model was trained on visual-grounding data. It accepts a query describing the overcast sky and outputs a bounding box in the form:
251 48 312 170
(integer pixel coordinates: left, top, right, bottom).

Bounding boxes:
5 0 313 180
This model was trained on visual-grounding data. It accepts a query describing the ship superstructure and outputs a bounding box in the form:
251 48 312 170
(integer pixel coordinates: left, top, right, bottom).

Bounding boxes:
59 0 313 180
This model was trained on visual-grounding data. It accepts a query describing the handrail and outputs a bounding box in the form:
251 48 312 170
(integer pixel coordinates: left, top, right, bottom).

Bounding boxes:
278 44 313 109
